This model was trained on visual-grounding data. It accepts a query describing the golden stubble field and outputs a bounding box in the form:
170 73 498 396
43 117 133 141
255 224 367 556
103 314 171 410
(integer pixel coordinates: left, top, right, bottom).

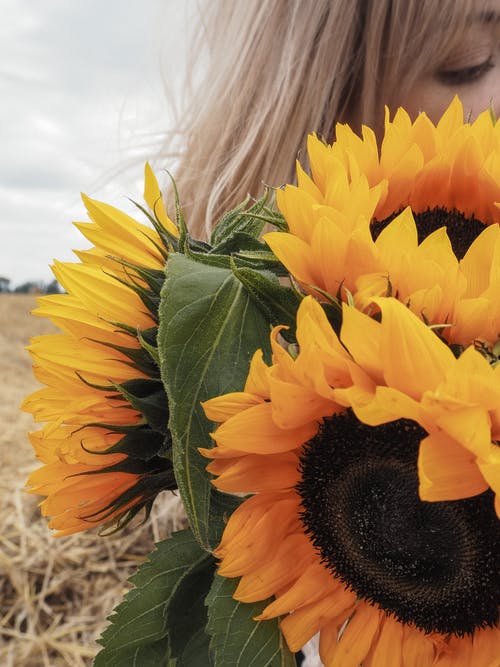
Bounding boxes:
0 294 183 667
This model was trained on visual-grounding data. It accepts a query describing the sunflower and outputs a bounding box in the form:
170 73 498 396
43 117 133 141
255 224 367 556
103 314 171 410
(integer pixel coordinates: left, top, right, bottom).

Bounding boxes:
23 165 178 536
202 296 500 666
265 97 500 347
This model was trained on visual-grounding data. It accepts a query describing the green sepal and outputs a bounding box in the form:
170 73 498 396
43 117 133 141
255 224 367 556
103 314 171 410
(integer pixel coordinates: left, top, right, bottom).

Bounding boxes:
90 336 160 378
138 329 160 366
182 238 285 274
91 467 175 521
65 461 176 532
82 426 168 461
93 530 214 667
183 244 234 269
105 261 164 322
113 378 169 435
206 574 296 667
82 420 147 434
111 259 166 296
139 325 159 346
187 237 212 254
70 455 172 480
236 248 287 269
158 254 272 551
167 172 189 251
110 322 160 366
210 195 261 247
98 497 156 536
74 372 115 393
210 191 287 247
253 206 288 232
210 232 268 257
129 198 179 257
231 264 302 340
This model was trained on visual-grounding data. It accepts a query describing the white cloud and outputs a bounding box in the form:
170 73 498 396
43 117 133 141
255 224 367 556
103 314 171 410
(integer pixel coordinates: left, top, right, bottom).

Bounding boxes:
1 0 194 286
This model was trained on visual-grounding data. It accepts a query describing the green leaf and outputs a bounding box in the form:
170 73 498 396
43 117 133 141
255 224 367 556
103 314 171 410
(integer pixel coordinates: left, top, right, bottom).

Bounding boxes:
166 554 215 665
231 265 302 339
94 530 214 667
158 254 272 550
206 574 296 667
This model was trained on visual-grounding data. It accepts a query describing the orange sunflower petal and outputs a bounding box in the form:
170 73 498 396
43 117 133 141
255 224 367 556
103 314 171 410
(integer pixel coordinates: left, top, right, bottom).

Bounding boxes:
418 433 488 502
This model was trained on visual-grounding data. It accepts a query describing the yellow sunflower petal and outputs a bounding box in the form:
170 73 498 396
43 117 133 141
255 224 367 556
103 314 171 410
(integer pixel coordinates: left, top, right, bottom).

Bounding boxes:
81 194 162 250
275 184 321 242
244 349 271 397
375 206 418 269
233 533 313 603
202 392 263 422
418 433 488 502
207 451 300 494
373 297 455 398
24 166 174 535
368 615 403 667
264 231 321 286
52 261 154 329
336 385 420 426
460 224 500 296
401 625 437 667
477 454 500 515
268 371 337 429
256 562 334 620
470 626 500 667
217 498 299 578
436 95 463 139
210 401 318 454
143 162 178 237
328 603 381 667
280 590 354 653
434 405 492 457
340 303 383 384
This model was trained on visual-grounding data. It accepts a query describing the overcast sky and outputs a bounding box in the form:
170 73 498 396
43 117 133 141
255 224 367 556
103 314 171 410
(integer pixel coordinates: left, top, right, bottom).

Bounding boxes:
1 0 194 286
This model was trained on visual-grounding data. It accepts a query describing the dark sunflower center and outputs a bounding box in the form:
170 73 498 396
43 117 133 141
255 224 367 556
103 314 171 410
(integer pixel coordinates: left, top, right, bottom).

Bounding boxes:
297 411 500 636
371 206 487 260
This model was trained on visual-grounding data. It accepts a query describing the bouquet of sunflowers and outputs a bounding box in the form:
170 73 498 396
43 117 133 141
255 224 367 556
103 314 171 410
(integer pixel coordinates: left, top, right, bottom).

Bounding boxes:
24 98 499 666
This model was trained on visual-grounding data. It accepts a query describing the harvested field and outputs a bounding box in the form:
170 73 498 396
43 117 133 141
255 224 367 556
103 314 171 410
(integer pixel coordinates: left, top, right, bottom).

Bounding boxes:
0 294 184 667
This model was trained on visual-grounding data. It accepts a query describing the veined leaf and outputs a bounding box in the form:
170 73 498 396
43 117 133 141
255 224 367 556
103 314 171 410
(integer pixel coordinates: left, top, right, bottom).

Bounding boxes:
231 265 302 339
93 530 214 667
158 254 272 550
206 574 296 667
166 554 215 665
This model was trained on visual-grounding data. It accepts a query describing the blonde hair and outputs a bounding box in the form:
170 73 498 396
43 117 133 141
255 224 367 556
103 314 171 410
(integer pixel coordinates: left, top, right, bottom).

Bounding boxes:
164 0 481 238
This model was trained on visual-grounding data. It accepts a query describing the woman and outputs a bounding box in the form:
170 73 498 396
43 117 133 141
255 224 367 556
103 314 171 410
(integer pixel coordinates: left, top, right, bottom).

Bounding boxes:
168 0 500 240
